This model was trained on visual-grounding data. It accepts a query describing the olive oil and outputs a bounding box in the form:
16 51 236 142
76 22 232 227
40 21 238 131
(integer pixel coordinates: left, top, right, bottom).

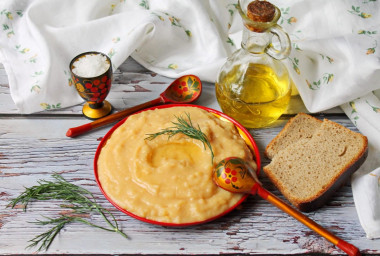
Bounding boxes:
216 63 291 128
215 0 292 129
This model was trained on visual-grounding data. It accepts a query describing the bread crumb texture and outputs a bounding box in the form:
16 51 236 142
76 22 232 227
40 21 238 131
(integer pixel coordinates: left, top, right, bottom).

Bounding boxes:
264 114 368 210
265 113 322 159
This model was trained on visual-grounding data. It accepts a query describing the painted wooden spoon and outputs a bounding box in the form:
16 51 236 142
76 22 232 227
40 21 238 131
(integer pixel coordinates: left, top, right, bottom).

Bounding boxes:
213 157 361 256
66 74 202 137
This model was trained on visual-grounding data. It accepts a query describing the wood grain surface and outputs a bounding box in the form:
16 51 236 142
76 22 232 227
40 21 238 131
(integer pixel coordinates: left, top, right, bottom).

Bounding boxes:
0 58 379 255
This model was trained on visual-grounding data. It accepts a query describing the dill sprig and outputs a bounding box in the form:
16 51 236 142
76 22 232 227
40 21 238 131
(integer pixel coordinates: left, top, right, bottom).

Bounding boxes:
145 112 214 162
7 174 128 252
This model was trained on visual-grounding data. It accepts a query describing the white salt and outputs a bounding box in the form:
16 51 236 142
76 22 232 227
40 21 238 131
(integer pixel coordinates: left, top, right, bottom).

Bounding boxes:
72 53 110 77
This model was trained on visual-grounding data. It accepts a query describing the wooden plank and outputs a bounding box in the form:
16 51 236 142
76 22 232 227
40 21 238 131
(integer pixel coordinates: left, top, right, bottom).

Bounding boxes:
0 117 378 255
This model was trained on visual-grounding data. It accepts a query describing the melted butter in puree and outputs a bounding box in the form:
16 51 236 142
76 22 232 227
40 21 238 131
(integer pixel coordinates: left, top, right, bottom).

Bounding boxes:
97 106 256 224
149 141 203 168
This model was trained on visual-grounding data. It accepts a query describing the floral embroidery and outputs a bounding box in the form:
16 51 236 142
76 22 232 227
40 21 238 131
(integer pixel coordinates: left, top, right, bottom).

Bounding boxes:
226 37 235 46
40 103 61 110
28 54 38 63
292 43 301 51
15 45 29 54
152 12 164 21
349 101 360 125
306 73 334 90
288 17 297 23
109 1 127 14
168 15 181 27
32 71 43 77
227 3 238 17
30 71 44 93
2 23 14 37
64 70 74 87
323 73 334 84
108 48 116 59
279 7 297 25
289 30 304 51
110 4 116 13
367 46 376 55
139 0 149 10
226 3 238 30
359 30 377 35
152 12 191 37
306 80 320 90
1 9 23 38
107 37 121 60
289 57 300 75
348 6 372 18
31 84 41 93
3 9 43 98
358 30 378 55
320 54 334 63
366 100 380 113
168 64 178 70
15 44 39 65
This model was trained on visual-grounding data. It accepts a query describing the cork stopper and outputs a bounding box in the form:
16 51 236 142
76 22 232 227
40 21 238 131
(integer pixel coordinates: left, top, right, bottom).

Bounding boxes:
247 0 275 23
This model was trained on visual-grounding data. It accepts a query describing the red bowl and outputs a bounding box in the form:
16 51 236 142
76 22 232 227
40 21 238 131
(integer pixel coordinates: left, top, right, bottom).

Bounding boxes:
94 104 261 227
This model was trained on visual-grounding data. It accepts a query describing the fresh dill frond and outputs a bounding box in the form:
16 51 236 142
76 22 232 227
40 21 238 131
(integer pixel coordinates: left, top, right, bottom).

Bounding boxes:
27 216 74 252
8 174 128 252
145 112 214 162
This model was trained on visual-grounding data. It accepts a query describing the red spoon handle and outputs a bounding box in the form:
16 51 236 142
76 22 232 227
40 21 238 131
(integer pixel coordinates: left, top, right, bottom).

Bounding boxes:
66 97 163 137
253 184 360 256
66 123 93 138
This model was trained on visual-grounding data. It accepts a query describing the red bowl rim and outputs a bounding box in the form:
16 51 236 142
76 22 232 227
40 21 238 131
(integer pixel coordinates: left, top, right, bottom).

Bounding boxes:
94 103 261 227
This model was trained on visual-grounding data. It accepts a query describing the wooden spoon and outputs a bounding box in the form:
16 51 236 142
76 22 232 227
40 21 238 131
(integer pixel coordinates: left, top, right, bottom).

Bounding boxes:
213 157 361 256
66 74 202 137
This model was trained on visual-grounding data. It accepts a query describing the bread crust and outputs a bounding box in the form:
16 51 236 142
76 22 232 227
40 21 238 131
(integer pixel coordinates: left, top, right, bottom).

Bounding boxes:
298 147 368 212
263 114 368 212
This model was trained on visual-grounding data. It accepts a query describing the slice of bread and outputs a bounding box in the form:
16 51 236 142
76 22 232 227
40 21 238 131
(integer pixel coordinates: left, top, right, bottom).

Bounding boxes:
265 113 322 159
263 115 368 212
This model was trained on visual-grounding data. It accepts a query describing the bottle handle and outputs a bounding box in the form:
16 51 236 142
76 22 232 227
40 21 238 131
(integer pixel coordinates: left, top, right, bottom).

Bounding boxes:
266 24 291 60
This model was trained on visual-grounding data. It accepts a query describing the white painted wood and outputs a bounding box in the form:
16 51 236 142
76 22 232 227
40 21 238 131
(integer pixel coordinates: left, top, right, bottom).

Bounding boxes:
1 118 379 255
0 58 377 255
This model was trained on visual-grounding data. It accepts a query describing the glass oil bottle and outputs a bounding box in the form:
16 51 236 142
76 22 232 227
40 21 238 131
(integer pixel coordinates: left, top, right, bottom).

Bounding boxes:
216 0 292 129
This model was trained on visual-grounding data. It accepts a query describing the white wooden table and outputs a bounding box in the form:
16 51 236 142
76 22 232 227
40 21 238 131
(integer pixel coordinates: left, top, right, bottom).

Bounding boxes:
0 58 379 255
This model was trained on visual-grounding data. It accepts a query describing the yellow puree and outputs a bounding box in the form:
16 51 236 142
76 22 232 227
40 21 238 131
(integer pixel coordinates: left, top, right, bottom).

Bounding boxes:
97 106 256 224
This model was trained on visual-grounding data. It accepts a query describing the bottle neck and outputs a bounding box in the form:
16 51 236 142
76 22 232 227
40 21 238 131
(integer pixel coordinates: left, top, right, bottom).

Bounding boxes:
241 26 272 54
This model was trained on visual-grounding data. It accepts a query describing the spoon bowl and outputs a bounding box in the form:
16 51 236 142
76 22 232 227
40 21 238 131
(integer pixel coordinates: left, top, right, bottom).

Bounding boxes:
214 157 258 193
66 74 202 137
213 157 361 256
161 75 201 103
